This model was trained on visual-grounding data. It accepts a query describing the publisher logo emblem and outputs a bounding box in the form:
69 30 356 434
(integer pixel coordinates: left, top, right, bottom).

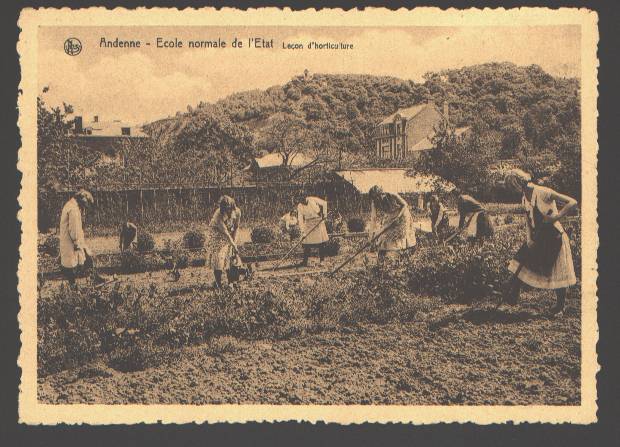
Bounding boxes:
64 38 82 56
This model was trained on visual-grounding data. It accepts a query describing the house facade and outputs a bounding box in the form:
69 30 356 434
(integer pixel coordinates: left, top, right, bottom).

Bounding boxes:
73 115 148 155
374 101 466 160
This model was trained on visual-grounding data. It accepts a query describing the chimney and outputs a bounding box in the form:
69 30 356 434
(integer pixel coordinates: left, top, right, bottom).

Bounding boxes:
443 102 449 122
74 116 83 134
93 115 99 123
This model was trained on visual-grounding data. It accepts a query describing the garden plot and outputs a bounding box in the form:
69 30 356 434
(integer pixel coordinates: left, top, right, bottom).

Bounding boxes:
36 219 582 405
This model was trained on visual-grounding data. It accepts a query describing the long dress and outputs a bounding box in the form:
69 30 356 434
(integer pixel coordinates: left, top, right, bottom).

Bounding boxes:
507 186 576 289
206 207 241 271
298 197 329 246
370 194 416 251
59 198 87 268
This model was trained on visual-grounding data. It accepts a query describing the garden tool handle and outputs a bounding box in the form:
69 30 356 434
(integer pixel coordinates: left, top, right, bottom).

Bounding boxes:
328 215 399 277
272 216 327 271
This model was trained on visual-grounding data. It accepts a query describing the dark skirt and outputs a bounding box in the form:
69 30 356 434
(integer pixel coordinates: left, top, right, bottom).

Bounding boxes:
476 211 494 238
513 224 563 277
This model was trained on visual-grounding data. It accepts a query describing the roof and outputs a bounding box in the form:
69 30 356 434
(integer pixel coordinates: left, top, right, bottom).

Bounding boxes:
334 169 455 194
410 136 434 152
409 126 471 152
380 103 436 125
82 121 148 138
252 152 314 169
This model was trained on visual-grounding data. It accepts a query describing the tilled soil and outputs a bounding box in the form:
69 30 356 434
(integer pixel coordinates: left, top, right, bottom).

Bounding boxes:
38 290 580 405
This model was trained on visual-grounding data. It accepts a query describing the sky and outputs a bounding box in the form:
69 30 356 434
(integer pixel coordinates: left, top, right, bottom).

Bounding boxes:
38 25 580 125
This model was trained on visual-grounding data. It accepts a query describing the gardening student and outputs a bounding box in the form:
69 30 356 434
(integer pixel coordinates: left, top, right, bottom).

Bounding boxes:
279 207 299 241
206 195 241 289
59 189 107 287
297 196 329 266
453 189 494 242
503 169 578 315
368 185 416 266
428 194 450 239
119 221 138 252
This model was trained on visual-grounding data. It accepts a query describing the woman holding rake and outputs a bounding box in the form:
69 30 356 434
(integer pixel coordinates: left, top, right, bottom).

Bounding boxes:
368 185 416 267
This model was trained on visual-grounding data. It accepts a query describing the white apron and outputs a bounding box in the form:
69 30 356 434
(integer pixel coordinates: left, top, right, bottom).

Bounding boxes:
59 198 88 268
298 197 329 245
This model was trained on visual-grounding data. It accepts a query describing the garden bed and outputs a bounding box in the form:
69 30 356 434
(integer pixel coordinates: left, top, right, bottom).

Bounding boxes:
38 232 368 278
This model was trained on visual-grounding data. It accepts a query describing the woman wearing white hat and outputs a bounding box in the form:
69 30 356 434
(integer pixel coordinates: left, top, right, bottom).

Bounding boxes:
59 189 106 287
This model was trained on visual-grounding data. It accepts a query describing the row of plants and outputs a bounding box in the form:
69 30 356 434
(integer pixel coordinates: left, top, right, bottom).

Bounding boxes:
38 256 429 376
38 216 370 275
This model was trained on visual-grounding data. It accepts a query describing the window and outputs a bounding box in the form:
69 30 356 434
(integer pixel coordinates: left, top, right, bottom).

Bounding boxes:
121 127 131 136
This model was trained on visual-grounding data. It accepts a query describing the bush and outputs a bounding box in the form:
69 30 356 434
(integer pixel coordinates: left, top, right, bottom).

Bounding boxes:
323 238 341 257
406 228 521 303
137 232 155 252
38 281 302 376
183 230 205 249
347 217 366 233
307 267 420 326
251 226 276 244
120 251 165 274
288 225 302 240
325 217 344 234
40 235 60 257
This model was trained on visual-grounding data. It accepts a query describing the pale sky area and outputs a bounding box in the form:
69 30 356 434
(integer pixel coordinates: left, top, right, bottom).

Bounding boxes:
38 26 580 125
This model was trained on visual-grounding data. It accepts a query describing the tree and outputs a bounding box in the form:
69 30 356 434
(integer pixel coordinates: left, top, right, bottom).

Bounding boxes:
551 132 581 200
424 120 496 195
37 91 102 230
173 107 254 164
261 113 312 167
499 123 526 159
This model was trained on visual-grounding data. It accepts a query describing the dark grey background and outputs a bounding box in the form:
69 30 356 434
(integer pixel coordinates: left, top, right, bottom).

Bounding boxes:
1 0 618 445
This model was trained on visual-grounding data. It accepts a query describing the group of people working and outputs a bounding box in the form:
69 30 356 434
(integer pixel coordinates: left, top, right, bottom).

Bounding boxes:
57 167 577 315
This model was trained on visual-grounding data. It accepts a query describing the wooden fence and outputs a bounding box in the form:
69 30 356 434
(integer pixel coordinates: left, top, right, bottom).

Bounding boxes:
42 180 378 232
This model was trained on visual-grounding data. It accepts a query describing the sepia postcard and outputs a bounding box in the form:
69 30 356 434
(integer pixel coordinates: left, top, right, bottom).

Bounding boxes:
17 7 599 424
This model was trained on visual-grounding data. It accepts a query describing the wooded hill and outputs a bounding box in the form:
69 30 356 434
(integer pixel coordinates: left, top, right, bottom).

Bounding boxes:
144 62 580 168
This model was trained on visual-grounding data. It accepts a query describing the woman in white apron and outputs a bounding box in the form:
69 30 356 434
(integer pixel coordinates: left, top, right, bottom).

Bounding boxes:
297 196 329 266
368 185 416 266
206 195 241 288
503 169 578 315
59 189 107 287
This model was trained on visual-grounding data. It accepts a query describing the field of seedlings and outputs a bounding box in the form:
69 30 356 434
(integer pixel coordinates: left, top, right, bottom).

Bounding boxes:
37 215 582 405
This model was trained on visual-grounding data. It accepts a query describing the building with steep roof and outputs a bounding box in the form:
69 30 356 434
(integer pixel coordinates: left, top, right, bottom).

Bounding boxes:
374 101 469 160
